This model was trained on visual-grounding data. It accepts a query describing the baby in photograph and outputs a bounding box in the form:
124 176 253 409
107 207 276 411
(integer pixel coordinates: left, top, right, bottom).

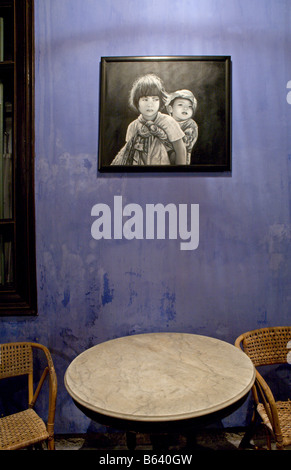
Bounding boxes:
166 89 198 165
111 74 186 166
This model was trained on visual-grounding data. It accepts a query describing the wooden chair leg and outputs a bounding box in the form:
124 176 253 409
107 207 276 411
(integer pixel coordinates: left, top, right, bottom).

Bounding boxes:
265 429 272 450
48 437 55 450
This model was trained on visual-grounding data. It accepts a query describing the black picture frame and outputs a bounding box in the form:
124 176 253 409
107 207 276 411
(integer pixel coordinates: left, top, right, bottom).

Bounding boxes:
98 56 231 173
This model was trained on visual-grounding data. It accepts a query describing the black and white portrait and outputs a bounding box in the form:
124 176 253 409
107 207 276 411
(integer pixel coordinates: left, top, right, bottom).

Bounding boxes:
98 56 231 172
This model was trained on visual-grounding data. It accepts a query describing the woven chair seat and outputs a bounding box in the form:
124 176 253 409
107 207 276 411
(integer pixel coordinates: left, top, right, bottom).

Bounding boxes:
0 409 49 450
257 400 291 447
235 327 291 450
0 342 57 450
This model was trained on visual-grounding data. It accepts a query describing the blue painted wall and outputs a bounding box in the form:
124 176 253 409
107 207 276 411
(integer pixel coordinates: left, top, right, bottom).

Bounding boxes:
1 0 290 433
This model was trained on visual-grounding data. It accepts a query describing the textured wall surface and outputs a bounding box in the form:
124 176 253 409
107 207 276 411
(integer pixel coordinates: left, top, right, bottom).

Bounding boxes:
1 0 290 433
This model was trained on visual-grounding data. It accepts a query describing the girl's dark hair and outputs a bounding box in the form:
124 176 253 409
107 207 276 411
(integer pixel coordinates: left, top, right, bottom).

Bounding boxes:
129 73 167 112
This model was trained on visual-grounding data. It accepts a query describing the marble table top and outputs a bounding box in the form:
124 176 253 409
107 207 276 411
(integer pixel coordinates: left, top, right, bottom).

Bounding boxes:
64 332 255 422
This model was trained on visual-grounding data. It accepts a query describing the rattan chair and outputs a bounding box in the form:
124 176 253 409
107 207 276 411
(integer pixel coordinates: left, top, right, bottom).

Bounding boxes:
0 342 57 450
235 326 291 450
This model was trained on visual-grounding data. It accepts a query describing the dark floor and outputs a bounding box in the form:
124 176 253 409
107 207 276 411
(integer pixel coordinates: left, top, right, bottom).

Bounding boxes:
52 427 282 451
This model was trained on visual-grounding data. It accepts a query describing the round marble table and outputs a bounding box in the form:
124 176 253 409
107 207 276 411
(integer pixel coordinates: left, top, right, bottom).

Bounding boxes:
64 333 255 442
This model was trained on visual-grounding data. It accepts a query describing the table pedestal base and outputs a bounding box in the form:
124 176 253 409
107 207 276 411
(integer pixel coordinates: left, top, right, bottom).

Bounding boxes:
74 394 249 451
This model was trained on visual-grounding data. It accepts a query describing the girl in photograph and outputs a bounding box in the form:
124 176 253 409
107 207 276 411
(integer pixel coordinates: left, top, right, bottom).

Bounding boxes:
111 74 186 166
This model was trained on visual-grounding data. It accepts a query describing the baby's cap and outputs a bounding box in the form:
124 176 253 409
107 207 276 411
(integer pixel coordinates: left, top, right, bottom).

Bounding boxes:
166 89 197 113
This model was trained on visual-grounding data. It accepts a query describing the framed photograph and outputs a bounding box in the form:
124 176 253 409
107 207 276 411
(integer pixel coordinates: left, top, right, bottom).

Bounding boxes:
98 56 231 172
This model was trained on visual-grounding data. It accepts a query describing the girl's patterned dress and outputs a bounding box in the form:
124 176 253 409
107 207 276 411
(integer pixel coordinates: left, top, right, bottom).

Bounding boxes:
111 112 185 166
